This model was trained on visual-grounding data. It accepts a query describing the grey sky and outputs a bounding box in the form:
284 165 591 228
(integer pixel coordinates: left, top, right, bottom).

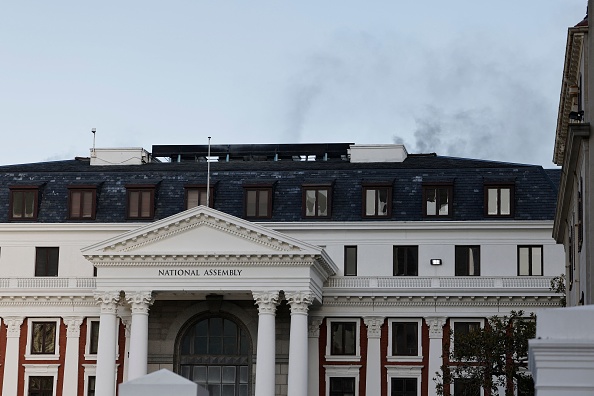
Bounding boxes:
0 1 586 166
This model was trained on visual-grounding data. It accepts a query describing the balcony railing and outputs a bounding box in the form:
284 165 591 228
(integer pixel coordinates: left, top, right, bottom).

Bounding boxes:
325 276 553 290
0 277 97 289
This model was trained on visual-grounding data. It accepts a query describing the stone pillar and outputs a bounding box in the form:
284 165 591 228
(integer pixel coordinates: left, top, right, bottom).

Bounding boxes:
253 291 279 396
126 291 154 381
62 316 84 396
95 291 121 396
307 317 323 396
426 317 447 396
364 316 385 396
2 317 22 396
286 291 313 396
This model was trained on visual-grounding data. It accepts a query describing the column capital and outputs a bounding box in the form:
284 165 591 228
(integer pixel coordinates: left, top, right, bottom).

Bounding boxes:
62 316 84 338
4 316 23 338
126 291 155 314
285 290 313 315
252 291 280 314
363 316 385 339
425 316 447 339
308 317 323 338
94 291 121 314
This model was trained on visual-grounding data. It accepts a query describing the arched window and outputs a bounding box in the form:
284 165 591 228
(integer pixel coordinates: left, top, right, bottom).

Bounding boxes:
177 315 251 396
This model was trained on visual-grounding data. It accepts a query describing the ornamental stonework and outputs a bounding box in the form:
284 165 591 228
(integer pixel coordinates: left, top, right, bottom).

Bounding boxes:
253 291 280 314
285 291 313 314
94 291 121 313
363 317 385 338
126 291 154 314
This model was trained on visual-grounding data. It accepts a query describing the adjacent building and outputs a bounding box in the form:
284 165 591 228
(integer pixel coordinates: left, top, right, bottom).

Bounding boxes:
0 143 562 396
529 7 594 396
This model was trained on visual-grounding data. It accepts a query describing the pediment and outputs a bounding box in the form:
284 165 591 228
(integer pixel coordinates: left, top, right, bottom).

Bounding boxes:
82 206 322 258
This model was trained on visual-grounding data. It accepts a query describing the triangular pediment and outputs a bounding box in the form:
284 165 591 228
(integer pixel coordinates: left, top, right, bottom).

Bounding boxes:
82 206 322 258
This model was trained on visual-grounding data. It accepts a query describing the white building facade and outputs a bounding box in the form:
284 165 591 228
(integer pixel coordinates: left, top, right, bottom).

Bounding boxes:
0 143 562 396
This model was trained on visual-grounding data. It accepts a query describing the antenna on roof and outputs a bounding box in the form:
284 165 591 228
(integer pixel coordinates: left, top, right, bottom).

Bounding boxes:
206 136 211 208
91 128 96 156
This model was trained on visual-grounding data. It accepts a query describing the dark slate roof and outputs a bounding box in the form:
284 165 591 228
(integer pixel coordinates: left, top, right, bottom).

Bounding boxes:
0 154 561 223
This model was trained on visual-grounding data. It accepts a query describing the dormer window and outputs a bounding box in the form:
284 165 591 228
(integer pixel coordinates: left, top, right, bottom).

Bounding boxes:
68 186 97 220
484 183 514 217
126 185 156 220
9 186 39 220
243 183 274 219
423 183 452 218
185 184 214 209
362 182 392 218
302 183 332 218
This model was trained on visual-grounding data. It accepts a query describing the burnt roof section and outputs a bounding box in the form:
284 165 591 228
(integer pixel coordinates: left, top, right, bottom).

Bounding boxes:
0 153 560 223
152 143 353 162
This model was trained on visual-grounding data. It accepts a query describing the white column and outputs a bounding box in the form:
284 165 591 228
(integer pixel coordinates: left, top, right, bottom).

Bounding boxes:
95 291 121 396
307 317 323 396
286 291 313 396
364 316 385 396
62 316 84 396
126 291 154 381
253 291 280 396
2 317 22 396
426 317 447 396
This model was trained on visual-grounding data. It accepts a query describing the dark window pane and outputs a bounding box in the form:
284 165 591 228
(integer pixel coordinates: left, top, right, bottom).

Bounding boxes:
344 246 357 276
331 322 356 355
394 246 418 276
89 321 100 354
393 322 418 356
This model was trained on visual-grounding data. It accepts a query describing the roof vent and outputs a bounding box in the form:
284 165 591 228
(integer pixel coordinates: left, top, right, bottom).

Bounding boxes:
349 144 408 163
90 148 153 166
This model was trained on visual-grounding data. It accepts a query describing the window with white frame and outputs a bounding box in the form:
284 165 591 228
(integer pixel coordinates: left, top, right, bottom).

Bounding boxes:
24 364 59 396
386 366 422 396
451 319 484 355
388 319 422 362
324 365 361 396
83 364 97 396
85 318 100 359
25 318 60 360
326 319 360 361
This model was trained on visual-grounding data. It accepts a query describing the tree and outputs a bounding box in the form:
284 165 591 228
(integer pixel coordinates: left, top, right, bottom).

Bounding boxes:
435 311 535 396
550 273 566 307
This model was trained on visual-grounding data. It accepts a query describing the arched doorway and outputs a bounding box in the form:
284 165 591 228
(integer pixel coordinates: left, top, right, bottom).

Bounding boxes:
176 314 252 396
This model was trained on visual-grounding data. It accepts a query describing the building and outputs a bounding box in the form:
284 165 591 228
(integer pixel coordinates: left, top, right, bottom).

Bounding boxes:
528 6 594 396
0 143 562 396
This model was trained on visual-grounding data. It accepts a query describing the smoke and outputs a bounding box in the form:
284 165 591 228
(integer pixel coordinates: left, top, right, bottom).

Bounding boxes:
283 30 558 165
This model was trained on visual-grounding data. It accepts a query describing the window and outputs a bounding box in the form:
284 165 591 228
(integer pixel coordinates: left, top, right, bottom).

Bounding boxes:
393 246 418 276
423 184 452 217
68 186 96 220
344 246 357 276
31 322 57 354
329 377 356 396
453 321 481 352
178 316 251 396
455 246 480 276
484 184 514 217
28 376 53 396
391 321 419 356
87 376 96 396
326 319 361 360
244 187 272 218
303 185 331 218
185 185 214 209
391 378 418 396
362 184 391 217
453 378 480 396
517 246 543 276
330 321 357 356
126 185 155 219
86 319 100 357
10 186 39 220
35 247 59 277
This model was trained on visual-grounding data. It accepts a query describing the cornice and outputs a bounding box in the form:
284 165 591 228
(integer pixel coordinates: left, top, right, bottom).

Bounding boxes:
322 295 560 308
0 295 96 306
88 255 319 267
